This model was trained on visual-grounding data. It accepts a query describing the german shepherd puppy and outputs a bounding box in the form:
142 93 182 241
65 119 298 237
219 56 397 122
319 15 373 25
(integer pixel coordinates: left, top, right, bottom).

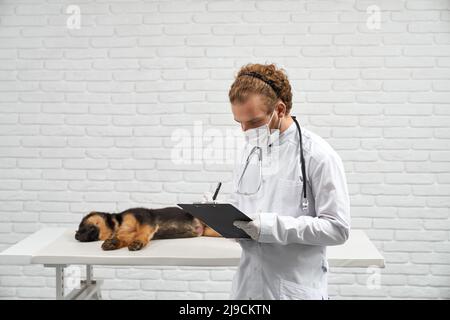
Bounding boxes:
75 207 221 251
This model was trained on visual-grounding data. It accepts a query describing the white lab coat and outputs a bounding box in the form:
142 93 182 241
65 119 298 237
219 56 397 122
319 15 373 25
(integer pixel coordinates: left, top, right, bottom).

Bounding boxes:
227 120 351 300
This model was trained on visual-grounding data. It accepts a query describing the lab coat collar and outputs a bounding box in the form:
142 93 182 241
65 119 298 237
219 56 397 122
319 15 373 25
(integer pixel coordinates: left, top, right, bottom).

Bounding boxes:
277 119 297 145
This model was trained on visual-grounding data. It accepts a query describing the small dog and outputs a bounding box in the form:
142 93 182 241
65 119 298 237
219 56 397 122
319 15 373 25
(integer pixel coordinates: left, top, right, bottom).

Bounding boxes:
75 207 221 251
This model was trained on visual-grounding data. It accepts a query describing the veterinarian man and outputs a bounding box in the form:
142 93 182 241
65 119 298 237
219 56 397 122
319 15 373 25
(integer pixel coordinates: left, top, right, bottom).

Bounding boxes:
227 63 351 300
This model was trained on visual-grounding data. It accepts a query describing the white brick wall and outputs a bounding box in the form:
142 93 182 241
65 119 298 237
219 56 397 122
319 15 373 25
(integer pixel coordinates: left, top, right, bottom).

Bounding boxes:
0 0 449 299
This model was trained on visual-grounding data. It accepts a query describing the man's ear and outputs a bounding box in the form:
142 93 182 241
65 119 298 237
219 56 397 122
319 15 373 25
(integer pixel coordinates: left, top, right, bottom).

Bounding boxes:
276 101 287 118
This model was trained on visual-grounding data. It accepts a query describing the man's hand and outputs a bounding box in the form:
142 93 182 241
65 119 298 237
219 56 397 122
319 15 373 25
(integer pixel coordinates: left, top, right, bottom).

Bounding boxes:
201 191 227 203
233 214 261 241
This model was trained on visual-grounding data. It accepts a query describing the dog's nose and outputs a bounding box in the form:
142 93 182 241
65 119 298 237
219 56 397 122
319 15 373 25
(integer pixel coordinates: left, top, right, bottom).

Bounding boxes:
75 231 79 240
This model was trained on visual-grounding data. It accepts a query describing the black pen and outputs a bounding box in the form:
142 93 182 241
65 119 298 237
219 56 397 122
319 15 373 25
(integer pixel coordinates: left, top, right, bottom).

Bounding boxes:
212 182 222 201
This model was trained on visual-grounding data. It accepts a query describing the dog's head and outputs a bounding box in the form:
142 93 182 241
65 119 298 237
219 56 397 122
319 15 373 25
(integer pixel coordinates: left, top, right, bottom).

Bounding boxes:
75 212 114 242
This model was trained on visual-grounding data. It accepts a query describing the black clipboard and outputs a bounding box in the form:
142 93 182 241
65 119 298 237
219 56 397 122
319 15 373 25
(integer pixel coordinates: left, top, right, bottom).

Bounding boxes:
177 203 252 239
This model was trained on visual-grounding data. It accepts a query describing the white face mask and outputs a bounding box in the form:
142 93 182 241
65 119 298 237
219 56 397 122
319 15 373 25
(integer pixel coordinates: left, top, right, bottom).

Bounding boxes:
243 110 282 148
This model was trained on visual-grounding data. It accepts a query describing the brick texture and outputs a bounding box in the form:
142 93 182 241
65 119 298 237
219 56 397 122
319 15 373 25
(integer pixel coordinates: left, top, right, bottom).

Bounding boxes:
0 0 449 299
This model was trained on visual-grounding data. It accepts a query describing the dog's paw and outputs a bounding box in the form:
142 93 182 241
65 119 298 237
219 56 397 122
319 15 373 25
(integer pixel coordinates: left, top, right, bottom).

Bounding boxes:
128 240 144 251
102 238 120 250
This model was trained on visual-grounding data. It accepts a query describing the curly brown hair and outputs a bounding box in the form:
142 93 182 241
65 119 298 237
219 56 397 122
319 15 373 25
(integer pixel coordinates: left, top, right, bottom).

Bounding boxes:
228 63 293 114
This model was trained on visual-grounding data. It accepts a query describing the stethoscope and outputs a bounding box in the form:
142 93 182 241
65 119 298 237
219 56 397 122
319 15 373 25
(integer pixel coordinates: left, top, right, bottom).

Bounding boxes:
236 115 309 212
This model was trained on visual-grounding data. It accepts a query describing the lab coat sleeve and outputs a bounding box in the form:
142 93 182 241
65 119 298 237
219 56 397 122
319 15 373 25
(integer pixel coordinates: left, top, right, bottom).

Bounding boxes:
258 153 351 246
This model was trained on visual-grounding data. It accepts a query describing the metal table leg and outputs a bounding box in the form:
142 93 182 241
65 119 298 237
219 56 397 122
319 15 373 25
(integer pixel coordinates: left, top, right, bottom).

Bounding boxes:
45 264 103 300
55 264 66 300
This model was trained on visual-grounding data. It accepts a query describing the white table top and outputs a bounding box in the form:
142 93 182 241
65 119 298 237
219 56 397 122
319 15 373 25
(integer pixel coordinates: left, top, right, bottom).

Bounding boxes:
0 228 384 268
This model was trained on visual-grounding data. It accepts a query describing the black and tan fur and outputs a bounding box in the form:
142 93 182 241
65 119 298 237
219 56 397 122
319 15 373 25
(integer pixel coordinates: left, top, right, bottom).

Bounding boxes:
75 207 221 251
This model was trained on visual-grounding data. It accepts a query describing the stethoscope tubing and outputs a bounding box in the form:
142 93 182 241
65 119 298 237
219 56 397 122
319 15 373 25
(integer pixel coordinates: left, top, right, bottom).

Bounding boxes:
237 115 308 210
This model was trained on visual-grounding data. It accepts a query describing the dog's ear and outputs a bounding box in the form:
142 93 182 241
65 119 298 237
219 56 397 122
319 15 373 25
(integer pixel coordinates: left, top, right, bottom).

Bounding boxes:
95 212 115 236
104 214 115 231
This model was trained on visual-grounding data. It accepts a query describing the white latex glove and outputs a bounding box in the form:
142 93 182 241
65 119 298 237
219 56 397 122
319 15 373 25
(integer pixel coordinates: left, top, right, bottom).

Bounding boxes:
233 213 261 241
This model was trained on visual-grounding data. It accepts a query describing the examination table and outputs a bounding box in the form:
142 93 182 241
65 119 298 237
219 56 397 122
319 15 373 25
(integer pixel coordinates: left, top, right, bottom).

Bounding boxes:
0 228 384 300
